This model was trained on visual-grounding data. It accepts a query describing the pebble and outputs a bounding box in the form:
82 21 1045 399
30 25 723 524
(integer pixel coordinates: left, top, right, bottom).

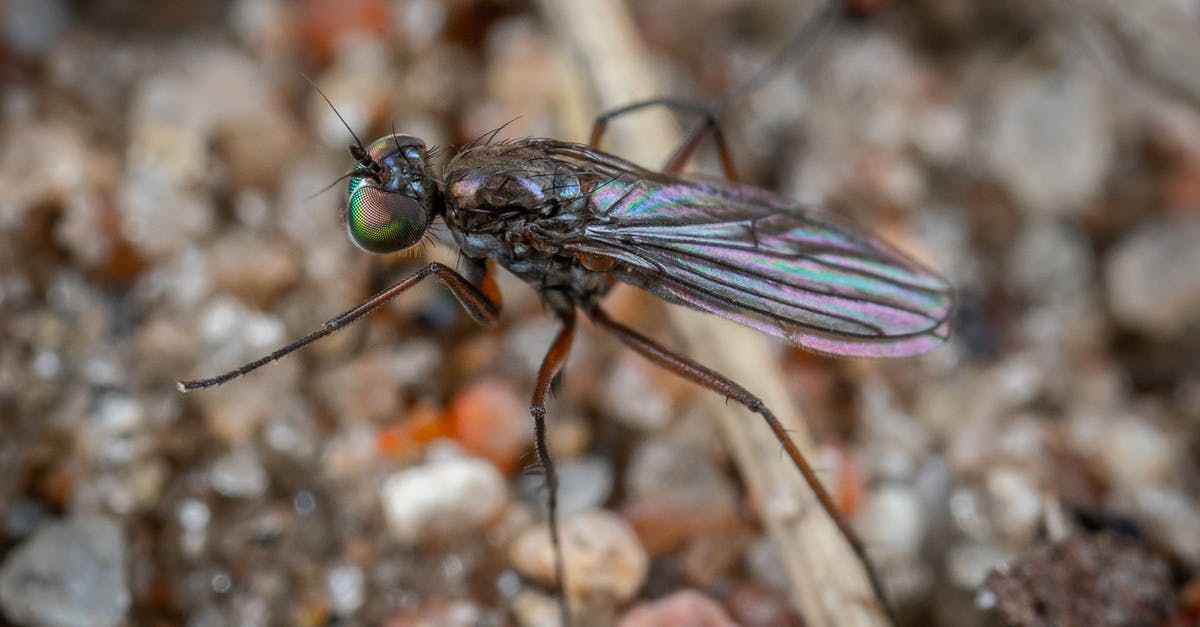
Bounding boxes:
742 538 791 594
117 171 214 260
78 393 146 465
0 0 70 57
1097 415 1176 491
509 588 561 627
209 446 270 498
176 498 211 558
855 485 925 560
621 438 738 555
314 349 408 423
981 60 1112 217
382 600 485 627
380 455 508 544
1007 221 1094 302
547 456 614 517
509 509 648 605
617 590 738 627
721 583 804 627
0 516 130 627
205 232 300 307
599 355 674 431
1130 486 1200 568
1105 217 1200 337
0 122 96 225
984 468 1042 545
946 542 1013 590
326 564 365 616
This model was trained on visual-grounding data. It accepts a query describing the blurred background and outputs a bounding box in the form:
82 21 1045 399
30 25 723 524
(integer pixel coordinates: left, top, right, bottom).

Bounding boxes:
1 0 1199 625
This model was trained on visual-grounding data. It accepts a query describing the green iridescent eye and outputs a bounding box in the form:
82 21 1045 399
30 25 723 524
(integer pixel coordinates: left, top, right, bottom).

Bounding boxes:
347 179 430 254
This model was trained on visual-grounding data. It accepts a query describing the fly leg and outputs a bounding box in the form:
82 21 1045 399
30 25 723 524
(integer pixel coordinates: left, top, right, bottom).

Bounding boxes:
586 306 897 624
529 308 578 626
588 98 739 180
178 262 500 390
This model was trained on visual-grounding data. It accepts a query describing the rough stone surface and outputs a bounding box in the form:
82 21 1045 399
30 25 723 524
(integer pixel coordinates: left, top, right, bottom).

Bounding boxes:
0 517 130 627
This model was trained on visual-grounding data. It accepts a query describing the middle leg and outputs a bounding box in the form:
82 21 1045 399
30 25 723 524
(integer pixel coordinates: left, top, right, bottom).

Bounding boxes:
529 307 578 625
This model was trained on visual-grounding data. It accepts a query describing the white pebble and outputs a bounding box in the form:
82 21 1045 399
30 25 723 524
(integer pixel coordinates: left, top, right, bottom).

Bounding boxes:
327 565 365 616
0 516 130 627
856 485 925 559
946 543 1013 590
985 468 1042 544
1099 416 1176 490
1106 218 1200 337
209 446 269 498
381 456 508 544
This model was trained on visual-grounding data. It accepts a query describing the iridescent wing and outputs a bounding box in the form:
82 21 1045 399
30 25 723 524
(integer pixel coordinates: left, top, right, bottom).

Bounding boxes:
538 141 953 358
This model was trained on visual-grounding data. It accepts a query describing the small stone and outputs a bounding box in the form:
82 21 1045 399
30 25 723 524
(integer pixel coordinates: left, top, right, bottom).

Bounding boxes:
622 438 738 555
617 590 738 627
314 349 407 423
382 600 485 627
855 485 925 560
722 583 804 627
327 564 365 616
981 61 1113 217
176 498 211 557
599 355 674 431
381 455 508 544
320 424 379 481
947 543 1013 590
509 588 561 627
742 538 791 594
0 516 130 627
1097 415 1176 491
1105 218 1200 337
0 0 70 57
117 173 214 260
509 509 648 605
206 232 300 307
985 468 1042 544
388 339 443 386
0 122 93 217
78 393 146 465
949 486 994 541
1130 486 1200 568
547 456 613 517
209 446 270 498
1007 221 1094 302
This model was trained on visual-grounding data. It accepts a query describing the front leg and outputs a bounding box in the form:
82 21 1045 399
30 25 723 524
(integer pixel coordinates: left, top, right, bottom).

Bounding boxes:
179 262 501 390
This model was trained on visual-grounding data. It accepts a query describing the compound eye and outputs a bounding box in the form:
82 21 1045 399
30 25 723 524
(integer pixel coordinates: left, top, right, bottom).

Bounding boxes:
347 184 430 254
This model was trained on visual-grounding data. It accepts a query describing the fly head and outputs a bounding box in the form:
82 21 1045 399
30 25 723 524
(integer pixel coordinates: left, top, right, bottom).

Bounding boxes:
346 134 440 254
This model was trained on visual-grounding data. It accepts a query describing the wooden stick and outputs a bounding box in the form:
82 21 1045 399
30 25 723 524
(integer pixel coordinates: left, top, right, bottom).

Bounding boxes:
534 1 889 625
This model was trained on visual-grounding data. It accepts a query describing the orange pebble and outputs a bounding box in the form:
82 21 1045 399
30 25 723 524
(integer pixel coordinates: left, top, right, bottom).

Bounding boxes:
295 0 390 63
446 378 532 475
376 403 448 458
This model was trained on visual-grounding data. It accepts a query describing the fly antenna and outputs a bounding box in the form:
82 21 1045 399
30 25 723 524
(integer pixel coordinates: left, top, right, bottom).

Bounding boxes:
299 71 370 155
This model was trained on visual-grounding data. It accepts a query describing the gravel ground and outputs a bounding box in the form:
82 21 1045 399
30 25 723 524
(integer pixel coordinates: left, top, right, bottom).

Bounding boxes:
1 1 1198 626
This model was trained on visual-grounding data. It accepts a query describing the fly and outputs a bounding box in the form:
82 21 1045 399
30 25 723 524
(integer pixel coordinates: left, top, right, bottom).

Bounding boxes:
179 17 952 627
